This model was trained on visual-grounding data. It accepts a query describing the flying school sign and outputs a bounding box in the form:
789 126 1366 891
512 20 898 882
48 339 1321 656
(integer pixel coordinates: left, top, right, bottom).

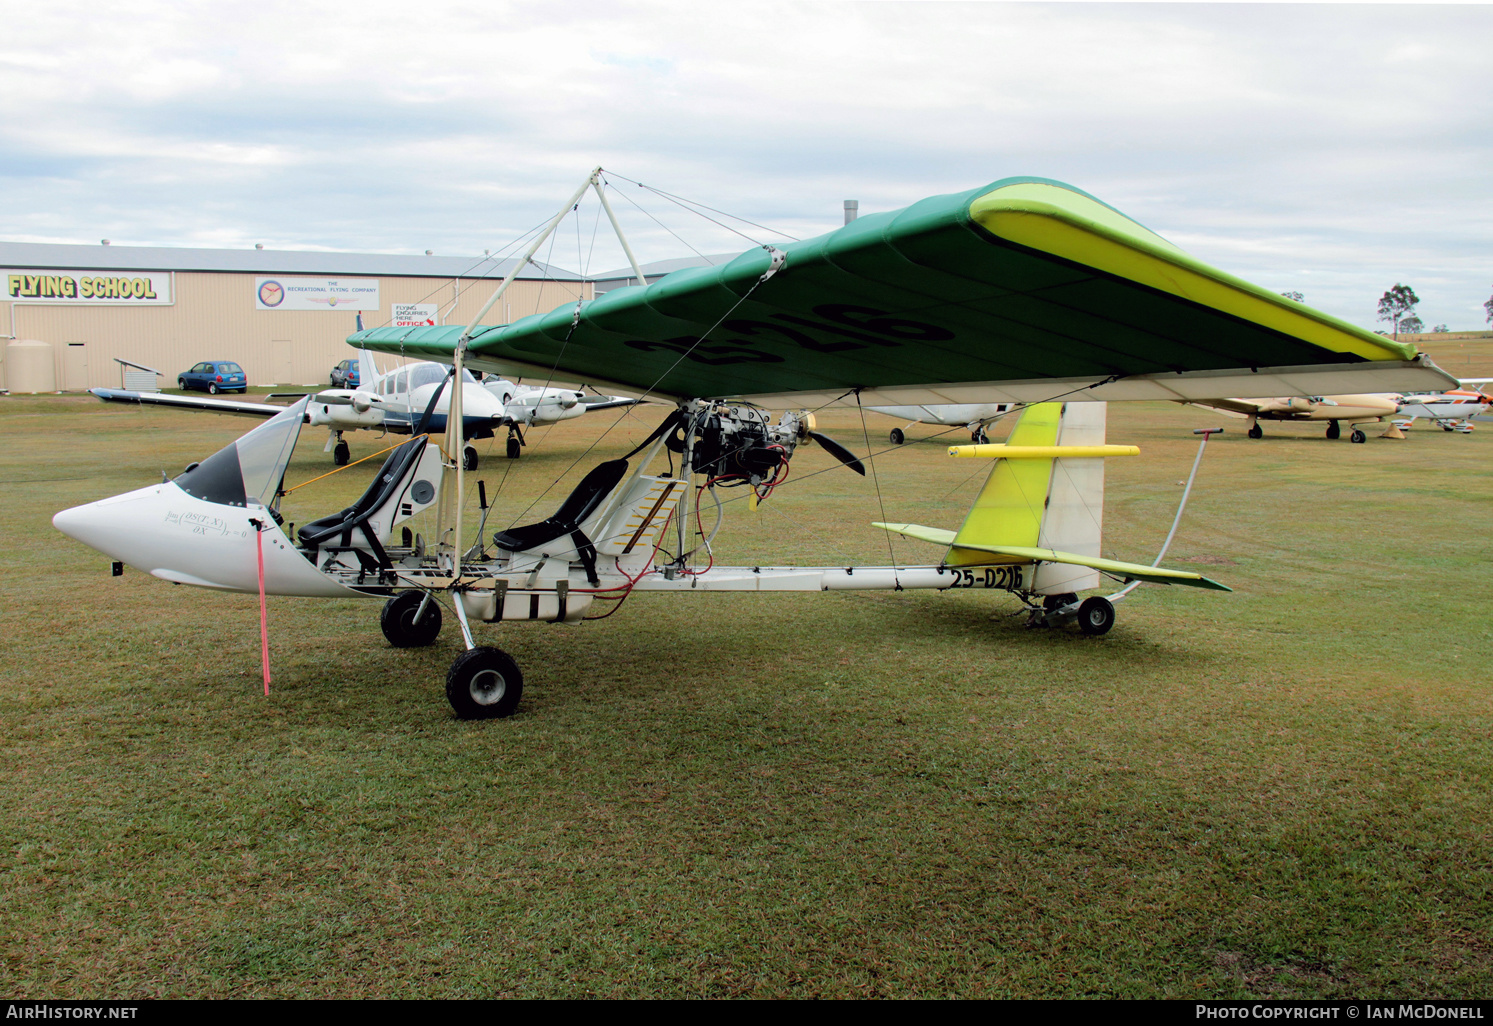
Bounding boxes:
255 277 379 311
5 270 173 304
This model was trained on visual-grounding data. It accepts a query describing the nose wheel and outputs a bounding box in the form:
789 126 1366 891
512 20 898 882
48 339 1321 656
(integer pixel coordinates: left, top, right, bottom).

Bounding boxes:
446 647 524 720
463 445 480 471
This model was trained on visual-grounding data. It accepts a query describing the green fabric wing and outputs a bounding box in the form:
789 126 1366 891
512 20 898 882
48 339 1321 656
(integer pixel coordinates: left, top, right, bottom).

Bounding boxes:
350 176 1424 403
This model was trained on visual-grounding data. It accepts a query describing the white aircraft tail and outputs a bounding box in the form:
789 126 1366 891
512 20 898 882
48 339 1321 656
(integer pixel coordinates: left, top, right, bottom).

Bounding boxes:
357 347 382 390
876 402 1226 594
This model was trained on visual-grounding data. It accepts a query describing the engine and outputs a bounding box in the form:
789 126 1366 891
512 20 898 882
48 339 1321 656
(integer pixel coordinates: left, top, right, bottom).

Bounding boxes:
671 405 815 488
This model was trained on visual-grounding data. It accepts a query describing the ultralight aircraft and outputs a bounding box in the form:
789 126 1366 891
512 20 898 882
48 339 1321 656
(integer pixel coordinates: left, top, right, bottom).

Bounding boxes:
55 171 1457 720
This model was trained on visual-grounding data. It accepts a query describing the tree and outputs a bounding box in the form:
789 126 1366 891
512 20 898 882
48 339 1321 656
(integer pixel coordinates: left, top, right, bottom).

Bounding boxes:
1280 291 1304 303
1432 324 1448 334
1485 286 1492 326
1399 314 1424 335
1377 284 1420 339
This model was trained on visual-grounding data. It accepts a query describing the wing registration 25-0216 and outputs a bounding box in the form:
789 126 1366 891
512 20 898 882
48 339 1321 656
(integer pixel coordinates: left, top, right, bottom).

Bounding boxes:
352 175 1453 406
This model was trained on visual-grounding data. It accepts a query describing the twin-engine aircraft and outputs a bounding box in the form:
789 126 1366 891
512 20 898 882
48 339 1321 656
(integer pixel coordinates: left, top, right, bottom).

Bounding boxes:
91 347 636 469
56 172 1457 720
1183 394 1402 442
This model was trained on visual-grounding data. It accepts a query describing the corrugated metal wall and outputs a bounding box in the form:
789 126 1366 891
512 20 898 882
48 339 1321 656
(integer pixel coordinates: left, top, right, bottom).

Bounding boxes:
0 272 591 390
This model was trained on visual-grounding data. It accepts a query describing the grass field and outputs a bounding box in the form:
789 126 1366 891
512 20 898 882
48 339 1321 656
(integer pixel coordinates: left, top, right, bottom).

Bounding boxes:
2 394 1490 999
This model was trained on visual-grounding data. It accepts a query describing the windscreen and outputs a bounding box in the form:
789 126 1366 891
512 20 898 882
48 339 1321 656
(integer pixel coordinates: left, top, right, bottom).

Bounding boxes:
176 397 309 507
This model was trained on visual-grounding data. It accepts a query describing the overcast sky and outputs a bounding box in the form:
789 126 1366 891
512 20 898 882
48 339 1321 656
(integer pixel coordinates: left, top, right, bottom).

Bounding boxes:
3 1 1489 331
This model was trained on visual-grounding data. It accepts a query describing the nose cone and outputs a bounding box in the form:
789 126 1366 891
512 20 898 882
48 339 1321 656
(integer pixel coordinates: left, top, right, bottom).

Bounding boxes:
53 486 161 564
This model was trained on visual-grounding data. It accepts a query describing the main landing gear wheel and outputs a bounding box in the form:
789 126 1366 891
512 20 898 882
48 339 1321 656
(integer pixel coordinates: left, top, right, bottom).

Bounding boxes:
1326 421 1341 440
463 445 480 471
1350 429 1367 444
1248 424 1263 439
381 592 442 648
1077 596 1115 636
333 441 350 466
972 428 990 444
1043 592 1078 612
446 647 524 720
889 428 905 446
506 435 522 459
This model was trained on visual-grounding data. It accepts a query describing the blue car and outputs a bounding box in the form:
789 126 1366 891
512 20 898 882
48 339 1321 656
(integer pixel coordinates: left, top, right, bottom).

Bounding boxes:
178 361 247 394
330 359 360 389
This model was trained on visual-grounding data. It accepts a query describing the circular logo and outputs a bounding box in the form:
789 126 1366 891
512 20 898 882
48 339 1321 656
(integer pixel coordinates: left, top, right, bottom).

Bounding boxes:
258 280 284 307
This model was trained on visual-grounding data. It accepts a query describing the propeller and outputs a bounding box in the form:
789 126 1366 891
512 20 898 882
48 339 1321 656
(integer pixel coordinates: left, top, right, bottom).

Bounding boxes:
313 391 380 413
808 431 866 476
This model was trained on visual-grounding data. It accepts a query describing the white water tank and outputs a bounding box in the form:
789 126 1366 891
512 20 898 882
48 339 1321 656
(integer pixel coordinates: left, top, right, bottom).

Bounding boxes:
5 339 56 393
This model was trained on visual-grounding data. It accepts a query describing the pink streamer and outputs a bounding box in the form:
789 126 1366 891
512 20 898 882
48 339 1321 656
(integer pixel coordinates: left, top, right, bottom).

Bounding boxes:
256 525 271 696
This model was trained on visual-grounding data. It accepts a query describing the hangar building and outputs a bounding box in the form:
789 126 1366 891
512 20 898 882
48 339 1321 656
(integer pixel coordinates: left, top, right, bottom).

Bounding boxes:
0 241 606 392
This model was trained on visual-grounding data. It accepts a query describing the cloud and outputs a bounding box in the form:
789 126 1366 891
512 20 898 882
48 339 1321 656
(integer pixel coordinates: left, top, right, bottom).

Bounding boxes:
3 1 1490 328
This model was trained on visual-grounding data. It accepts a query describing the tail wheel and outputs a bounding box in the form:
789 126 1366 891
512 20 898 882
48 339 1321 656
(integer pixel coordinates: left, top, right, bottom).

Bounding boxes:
380 592 442 648
447 647 524 720
1077 596 1115 636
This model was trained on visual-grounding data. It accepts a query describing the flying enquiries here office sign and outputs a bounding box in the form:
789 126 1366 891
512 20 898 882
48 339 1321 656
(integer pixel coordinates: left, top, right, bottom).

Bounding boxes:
5 270 173 304
255 277 379 311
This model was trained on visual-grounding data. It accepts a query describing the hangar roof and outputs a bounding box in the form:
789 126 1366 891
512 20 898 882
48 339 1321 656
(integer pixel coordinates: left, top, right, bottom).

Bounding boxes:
0 241 584 281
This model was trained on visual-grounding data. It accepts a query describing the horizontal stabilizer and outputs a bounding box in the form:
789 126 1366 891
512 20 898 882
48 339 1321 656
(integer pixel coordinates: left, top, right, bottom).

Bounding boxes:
874 524 1228 591
873 522 956 546
950 543 1231 591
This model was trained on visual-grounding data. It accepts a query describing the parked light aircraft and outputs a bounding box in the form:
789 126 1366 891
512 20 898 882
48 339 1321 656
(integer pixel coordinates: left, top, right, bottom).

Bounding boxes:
91 347 636 468
1183 394 1402 442
871 403 1016 445
1394 381 1492 432
55 171 1457 721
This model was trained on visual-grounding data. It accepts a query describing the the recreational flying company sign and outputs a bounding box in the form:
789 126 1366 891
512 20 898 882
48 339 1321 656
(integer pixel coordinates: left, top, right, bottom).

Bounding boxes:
5 270 173 304
254 277 379 311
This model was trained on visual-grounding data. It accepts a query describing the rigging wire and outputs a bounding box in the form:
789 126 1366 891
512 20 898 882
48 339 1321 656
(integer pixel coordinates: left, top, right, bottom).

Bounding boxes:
602 169 801 244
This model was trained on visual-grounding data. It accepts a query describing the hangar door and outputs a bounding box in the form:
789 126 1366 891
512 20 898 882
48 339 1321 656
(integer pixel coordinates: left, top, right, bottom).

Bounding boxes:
63 342 88 390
